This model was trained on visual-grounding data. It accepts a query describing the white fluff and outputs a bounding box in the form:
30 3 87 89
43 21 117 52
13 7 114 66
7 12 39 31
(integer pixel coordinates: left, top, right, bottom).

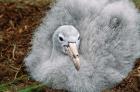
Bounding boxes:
24 0 140 92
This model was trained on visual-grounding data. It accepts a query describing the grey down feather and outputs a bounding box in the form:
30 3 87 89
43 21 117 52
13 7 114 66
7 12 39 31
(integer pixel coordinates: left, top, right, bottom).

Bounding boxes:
25 0 140 92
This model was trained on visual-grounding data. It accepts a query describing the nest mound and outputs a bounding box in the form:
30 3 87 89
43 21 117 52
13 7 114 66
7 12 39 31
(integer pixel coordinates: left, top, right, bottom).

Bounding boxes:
0 2 47 82
0 2 65 92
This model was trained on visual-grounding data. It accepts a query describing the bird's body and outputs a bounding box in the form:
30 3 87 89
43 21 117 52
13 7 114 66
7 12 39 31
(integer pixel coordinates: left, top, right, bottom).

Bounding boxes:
25 0 140 92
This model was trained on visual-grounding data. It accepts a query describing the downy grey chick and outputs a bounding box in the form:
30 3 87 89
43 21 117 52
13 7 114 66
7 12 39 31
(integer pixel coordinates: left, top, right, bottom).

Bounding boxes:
25 0 140 92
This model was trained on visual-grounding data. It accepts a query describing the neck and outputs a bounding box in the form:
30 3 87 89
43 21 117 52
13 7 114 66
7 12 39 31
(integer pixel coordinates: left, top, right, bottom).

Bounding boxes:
50 47 67 62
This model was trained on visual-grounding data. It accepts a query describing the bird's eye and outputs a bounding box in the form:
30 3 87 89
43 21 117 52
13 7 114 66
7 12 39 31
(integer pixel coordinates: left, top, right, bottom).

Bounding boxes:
59 37 64 41
78 36 80 40
109 17 121 29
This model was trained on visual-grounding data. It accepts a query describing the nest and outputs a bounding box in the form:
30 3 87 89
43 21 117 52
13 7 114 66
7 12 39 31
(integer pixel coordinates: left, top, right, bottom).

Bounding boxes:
0 2 65 92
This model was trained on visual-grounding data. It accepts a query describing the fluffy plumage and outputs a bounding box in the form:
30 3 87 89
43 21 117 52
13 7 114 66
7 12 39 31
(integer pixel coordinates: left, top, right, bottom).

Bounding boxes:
25 0 140 92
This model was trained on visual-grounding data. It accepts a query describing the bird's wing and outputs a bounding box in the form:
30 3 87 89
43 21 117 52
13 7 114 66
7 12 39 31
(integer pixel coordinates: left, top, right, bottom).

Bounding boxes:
80 0 140 60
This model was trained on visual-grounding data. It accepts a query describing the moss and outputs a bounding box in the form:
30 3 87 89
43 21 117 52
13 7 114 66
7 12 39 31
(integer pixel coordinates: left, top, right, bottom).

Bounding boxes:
133 0 140 10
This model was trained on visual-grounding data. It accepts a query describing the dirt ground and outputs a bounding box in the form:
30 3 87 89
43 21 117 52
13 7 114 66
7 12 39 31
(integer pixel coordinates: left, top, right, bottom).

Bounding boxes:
0 0 140 92
0 1 65 92
0 2 45 82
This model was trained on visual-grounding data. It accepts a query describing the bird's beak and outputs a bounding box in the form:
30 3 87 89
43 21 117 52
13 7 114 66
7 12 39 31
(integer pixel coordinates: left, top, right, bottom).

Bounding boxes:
66 42 80 71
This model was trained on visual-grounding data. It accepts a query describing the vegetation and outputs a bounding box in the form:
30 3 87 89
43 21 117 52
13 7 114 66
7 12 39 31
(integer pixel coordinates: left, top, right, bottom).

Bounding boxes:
133 0 140 9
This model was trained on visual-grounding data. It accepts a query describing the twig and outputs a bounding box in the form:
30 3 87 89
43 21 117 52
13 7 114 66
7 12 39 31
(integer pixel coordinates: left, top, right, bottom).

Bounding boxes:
9 20 15 30
0 14 3 19
14 65 22 80
9 65 20 71
12 44 16 60
0 51 3 58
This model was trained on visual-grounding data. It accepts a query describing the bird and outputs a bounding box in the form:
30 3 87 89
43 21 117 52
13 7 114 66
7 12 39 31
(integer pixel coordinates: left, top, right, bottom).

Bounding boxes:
24 0 140 92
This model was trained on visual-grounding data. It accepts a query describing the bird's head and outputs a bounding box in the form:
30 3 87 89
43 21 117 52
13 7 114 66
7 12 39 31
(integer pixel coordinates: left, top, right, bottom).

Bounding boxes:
53 25 80 71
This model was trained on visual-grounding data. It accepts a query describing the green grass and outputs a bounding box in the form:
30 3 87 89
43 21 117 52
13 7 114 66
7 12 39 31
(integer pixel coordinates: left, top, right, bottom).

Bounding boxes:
19 84 45 92
0 83 45 92
133 0 140 9
0 84 9 92
0 77 46 92
0 75 45 92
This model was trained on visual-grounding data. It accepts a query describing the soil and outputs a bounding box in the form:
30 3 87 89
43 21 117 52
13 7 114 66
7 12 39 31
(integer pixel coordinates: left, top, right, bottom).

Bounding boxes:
0 2 64 92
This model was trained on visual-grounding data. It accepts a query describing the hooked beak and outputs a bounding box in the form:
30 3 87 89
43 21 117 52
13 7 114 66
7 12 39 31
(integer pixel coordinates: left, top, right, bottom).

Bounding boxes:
66 42 80 71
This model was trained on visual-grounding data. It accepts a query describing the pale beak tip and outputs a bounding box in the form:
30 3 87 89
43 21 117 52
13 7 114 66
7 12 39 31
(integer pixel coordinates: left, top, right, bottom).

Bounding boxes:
76 67 80 71
74 61 80 71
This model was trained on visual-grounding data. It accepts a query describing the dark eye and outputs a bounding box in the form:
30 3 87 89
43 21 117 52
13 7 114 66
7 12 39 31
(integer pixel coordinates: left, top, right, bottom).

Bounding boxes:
109 17 121 29
78 36 80 40
59 37 64 41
